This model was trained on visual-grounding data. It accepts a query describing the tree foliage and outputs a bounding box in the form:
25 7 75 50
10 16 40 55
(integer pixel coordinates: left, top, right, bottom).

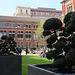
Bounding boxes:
43 12 75 73
0 35 17 55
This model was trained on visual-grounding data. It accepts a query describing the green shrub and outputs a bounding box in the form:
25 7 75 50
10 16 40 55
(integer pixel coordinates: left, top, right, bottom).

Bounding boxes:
0 35 17 55
43 12 75 73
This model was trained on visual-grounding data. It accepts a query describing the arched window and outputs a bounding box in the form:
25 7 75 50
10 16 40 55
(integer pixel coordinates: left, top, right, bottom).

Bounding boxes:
21 31 23 38
26 32 28 38
18 31 20 38
29 32 31 38
9 31 12 36
4 31 6 35
12 31 15 38
1 31 3 37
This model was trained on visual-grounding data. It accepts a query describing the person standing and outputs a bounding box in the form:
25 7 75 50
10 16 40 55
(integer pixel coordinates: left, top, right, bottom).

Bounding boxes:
26 47 28 55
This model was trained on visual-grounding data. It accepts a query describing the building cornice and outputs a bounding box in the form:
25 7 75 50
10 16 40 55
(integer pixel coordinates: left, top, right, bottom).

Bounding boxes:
0 15 46 24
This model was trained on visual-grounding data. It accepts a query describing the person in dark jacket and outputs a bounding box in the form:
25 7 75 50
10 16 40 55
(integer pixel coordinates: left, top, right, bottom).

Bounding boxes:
26 47 28 55
18 47 22 55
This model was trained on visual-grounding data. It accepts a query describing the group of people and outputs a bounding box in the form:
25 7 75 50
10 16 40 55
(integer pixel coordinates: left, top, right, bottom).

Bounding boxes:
40 50 46 58
16 47 28 55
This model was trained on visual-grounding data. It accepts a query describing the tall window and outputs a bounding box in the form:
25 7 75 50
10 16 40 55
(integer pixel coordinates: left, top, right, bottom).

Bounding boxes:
17 31 23 38
18 31 20 38
21 25 23 28
33 32 38 39
26 32 31 39
34 25 37 29
0 31 7 37
9 31 12 36
55 13 59 17
26 25 28 28
41 12 44 15
46 12 49 15
1 24 3 27
29 25 31 28
12 31 15 38
18 25 20 28
26 32 28 38
67 5 72 13
21 9 22 14
26 25 31 28
33 32 36 39
4 31 6 35
9 24 12 28
36 12 39 15
51 12 54 16
1 31 3 37
13 24 15 28
26 10 28 13
4 24 6 28
31 11 34 15
9 31 15 38
29 32 31 38
21 31 23 38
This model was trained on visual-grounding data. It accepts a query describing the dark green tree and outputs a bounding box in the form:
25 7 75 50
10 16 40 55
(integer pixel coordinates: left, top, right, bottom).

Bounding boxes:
43 12 75 73
0 35 17 55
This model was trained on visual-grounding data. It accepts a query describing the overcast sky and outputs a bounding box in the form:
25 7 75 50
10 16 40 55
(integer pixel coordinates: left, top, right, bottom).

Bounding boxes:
0 0 62 16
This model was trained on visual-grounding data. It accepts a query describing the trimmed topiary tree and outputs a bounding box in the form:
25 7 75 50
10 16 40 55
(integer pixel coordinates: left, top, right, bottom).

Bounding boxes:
43 12 75 73
0 35 17 55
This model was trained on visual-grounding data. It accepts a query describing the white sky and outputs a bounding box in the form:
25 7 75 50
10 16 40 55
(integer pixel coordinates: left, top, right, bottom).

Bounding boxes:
0 0 62 16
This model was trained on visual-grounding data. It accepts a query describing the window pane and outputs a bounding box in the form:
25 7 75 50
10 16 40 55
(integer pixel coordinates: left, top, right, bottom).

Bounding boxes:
26 25 28 28
4 31 6 35
26 32 28 38
4 24 6 28
26 10 28 13
1 31 3 36
18 25 20 28
9 24 12 28
21 25 23 28
21 32 23 38
13 24 15 28
1 24 3 27
21 10 22 14
41 12 44 15
31 11 34 15
29 25 31 28
34 26 35 29
51 12 54 16
18 31 20 38
33 32 36 39
12 31 15 38
29 32 31 38
9 31 12 36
